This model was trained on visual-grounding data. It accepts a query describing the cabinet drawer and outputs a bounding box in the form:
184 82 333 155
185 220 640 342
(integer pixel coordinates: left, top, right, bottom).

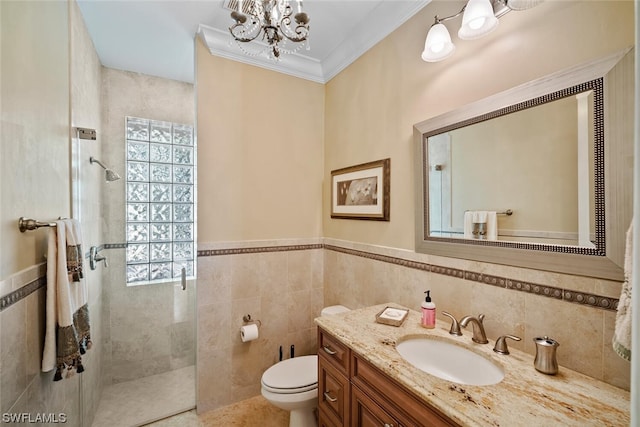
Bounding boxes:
352 354 459 427
351 384 401 427
319 355 350 426
318 328 350 374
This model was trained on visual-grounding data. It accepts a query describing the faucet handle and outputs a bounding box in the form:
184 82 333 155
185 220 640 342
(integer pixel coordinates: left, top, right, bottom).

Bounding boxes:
493 334 521 355
441 311 462 336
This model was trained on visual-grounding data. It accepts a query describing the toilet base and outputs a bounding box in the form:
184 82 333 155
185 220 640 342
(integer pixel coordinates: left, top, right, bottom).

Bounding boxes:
261 387 317 427
289 406 317 427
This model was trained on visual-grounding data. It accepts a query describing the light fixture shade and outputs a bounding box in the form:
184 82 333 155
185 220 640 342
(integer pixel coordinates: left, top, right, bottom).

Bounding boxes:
506 0 544 11
458 0 499 40
421 23 455 62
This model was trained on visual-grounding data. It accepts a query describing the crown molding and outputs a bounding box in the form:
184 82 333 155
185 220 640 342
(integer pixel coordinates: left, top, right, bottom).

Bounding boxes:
198 24 326 83
198 1 430 83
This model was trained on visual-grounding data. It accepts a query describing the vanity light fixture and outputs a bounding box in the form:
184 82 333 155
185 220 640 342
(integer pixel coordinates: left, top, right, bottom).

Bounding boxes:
421 0 544 62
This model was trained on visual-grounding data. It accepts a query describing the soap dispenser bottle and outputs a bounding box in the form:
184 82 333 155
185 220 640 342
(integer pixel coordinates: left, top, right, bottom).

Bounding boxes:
421 290 436 329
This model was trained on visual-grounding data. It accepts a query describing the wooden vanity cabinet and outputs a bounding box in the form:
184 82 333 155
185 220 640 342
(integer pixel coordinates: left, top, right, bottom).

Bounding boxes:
351 353 458 427
351 383 401 427
318 328 351 426
318 328 459 427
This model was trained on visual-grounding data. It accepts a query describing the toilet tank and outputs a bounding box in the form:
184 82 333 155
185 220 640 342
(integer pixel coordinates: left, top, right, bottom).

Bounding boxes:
321 305 350 316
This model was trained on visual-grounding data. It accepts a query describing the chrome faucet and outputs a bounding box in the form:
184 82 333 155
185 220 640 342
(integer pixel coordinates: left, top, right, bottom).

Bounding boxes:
493 334 521 354
441 311 462 336
459 314 488 344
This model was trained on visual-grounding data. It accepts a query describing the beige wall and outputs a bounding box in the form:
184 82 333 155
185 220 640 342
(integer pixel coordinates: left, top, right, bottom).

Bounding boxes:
0 0 70 278
196 38 325 242
193 0 633 411
0 0 74 419
320 0 633 391
70 0 105 422
0 0 104 424
323 0 634 249
195 36 326 412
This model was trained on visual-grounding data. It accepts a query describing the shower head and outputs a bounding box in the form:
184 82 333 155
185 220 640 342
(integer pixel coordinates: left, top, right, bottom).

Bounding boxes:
90 157 121 182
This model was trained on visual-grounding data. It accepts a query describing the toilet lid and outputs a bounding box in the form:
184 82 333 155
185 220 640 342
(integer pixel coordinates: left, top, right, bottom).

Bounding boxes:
261 355 318 393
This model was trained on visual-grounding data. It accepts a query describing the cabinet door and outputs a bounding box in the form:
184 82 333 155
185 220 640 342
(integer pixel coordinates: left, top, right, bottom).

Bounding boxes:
319 355 350 426
351 384 402 427
319 407 342 427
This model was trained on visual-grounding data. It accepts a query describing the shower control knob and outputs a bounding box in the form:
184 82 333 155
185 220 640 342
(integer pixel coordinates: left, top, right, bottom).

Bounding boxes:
89 246 108 270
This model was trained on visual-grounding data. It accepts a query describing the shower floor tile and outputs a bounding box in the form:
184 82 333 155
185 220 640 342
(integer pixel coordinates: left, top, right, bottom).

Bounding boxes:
92 366 195 427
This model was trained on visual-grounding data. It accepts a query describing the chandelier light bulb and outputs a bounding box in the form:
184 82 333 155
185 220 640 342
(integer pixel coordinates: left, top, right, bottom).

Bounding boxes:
421 22 455 62
458 0 498 40
468 16 486 30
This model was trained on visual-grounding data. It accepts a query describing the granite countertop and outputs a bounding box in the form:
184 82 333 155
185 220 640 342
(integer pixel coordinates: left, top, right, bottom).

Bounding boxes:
314 303 630 427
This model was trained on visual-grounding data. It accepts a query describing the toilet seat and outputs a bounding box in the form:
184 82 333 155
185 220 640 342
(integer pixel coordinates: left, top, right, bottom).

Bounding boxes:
261 355 318 394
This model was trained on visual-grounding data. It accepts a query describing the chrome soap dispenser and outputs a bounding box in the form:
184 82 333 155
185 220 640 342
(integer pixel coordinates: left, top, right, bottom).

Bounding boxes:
533 336 559 375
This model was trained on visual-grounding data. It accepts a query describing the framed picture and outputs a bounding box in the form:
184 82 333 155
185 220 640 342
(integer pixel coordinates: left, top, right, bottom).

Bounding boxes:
331 158 390 221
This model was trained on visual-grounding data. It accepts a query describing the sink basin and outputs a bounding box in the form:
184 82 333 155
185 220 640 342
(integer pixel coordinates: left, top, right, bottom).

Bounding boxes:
396 337 504 386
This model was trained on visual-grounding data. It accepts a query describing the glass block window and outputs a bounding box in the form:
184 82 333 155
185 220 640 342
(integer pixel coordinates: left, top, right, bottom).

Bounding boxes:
126 117 195 285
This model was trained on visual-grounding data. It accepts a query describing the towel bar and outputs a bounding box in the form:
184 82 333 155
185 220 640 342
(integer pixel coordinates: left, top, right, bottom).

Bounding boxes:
465 209 513 216
18 217 58 233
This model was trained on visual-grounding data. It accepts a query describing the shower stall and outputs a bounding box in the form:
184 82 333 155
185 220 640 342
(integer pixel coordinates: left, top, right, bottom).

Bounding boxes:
84 69 197 426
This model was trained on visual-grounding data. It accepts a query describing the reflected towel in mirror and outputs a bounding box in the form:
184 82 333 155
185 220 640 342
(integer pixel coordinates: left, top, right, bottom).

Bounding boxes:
464 211 498 240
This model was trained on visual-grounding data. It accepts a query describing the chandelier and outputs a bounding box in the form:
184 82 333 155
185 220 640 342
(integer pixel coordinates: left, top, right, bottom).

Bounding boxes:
229 0 310 60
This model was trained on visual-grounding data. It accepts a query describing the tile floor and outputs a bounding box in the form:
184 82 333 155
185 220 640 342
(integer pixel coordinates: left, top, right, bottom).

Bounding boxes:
145 395 289 427
92 366 196 427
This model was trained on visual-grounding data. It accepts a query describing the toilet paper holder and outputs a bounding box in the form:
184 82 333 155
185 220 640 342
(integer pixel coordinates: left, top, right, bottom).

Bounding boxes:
242 314 262 328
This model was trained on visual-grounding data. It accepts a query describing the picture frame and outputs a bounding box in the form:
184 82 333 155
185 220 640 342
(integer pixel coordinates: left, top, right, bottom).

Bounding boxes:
331 158 390 221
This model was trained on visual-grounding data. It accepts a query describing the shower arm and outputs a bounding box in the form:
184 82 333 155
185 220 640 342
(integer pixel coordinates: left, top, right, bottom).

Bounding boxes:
89 157 108 170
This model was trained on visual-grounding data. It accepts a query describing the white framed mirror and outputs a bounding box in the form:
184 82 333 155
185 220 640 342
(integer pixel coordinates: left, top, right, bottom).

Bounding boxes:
414 48 633 281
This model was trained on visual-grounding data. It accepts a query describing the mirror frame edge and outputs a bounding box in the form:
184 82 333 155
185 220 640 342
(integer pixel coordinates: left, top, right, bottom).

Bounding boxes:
413 47 633 282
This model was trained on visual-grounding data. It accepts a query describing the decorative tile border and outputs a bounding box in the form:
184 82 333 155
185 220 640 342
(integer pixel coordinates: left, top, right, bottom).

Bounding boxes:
104 243 128 250
197 243 323 257
198 242 619 311
0 243 129 312
4 240 619 313
324 245 618 312
0 276 46 312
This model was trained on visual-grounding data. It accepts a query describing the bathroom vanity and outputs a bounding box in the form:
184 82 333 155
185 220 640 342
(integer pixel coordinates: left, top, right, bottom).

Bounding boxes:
315 304 630 426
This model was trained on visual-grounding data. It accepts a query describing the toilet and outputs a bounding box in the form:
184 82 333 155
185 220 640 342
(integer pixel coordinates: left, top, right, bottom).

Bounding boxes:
260 305 350 427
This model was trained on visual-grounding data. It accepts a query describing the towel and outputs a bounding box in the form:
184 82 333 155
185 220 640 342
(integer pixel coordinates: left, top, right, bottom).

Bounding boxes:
463 211 474 239
464 211 498 240
613 221 633 361
484 211 498 241
42 219 92 380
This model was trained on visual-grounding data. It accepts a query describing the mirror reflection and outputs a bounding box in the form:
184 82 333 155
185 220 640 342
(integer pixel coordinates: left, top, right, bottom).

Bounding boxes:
424 79 603 253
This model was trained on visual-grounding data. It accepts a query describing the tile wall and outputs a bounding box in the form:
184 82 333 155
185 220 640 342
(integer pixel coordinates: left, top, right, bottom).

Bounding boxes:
322 238 630 391
100 67 195 387
0 266 81 425
106 246 196 385
195 236 630 415
0 1 104 425
196 240 324 413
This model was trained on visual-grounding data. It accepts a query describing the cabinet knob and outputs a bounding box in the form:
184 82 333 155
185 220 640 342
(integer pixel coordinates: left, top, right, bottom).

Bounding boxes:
323 391 337 403
384 424 394 427
322 345 337 355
